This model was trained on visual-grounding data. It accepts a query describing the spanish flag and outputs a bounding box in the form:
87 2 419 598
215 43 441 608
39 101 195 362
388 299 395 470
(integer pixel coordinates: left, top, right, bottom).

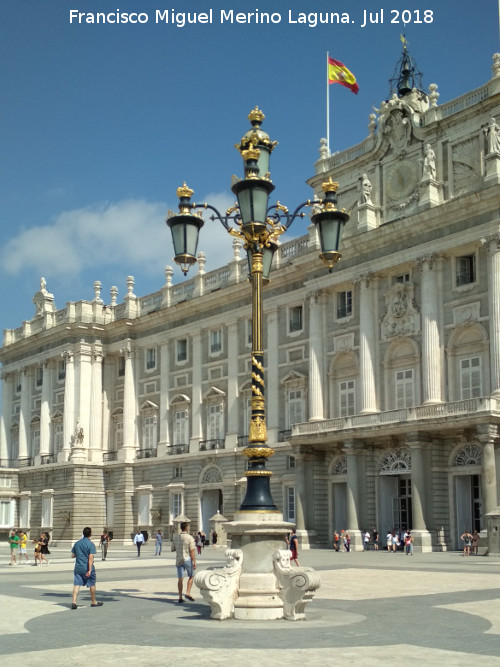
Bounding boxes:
328 56 359 94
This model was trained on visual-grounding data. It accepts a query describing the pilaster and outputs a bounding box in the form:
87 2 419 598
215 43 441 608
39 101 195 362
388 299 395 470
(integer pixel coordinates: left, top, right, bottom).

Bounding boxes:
481 233 500 395
356 274 378 414
308 292 325 421
417 255 443 404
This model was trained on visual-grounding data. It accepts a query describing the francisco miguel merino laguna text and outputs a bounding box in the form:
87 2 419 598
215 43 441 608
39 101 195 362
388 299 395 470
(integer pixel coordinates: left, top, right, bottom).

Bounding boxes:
69 8 434 28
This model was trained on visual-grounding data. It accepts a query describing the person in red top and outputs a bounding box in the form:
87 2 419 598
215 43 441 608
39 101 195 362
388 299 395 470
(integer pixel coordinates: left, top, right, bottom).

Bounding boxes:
289 529 300 566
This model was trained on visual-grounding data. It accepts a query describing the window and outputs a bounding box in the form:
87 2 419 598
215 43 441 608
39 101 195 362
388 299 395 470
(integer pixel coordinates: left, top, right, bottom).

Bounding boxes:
41 494 53 528
36 366 43 387
395 370 414 408
285 486 295 522
289 306 303 333
174 410 189 446
15 374 22 394
145 348 156 371
32 427 40 456
287 389 304 428
137 492 151 526
118 357 125 377
456 254 476 286
210 329 222 354
395 273 410 283
106 493 114 528
58 360 66 381
54 423 64 453
174 466 182 479
337 290 352 319
287 455 296 469
19 496 30 528
207 403 224 440
0 500 14 527
339 380 356 417
246 319 252 346
114 420 123 451
460 357 482 399
172 493 182 519
177 339 187 362
142 416 157 449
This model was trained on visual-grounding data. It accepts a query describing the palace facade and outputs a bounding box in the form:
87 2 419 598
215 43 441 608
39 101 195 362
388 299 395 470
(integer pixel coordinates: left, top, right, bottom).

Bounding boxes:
1 53 500 550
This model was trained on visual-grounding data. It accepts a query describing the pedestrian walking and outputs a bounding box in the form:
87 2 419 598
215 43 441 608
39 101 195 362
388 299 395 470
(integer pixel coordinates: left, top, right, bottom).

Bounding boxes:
134 529 145 557
18 530 29 563
155 530 163 556
8 530 19 566
289 529 300 565
171 521 197 603
99 529 110 561
71 526 103 609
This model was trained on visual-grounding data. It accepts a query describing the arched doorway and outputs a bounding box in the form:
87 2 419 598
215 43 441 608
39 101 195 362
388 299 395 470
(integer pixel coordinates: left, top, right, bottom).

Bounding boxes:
199 465 223 536
377 447 412 537
329 455 347 533
451 443 482 549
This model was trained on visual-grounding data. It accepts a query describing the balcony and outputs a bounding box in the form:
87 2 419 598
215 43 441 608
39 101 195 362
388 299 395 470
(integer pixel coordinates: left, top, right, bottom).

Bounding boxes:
40 455 55 465
167 443 190 456
237 435 249 448
103 451 118 462
18 457 33 468
199 439 225 451
136 448 157 460
292 396 500 440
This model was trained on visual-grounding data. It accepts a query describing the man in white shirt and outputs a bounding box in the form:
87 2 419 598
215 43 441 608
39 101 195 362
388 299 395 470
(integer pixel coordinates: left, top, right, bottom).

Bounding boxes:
171 522 197 603
134 529 145 557
363 531 370 550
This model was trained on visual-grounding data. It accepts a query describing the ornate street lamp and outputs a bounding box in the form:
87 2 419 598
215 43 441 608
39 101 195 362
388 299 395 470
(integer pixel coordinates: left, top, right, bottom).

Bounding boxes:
167 107 349 513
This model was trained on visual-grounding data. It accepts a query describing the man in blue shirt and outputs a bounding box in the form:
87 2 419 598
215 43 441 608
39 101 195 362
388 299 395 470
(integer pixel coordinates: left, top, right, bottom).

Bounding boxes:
71 527 103 610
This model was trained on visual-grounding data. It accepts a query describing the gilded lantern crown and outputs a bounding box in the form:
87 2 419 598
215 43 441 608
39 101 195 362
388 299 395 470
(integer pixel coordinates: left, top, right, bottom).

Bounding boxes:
177 182 194 199
237 106 278 154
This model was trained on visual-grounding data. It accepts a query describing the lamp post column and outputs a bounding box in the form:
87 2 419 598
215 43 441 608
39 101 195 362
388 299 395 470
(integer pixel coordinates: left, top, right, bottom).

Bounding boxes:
240 249 277 512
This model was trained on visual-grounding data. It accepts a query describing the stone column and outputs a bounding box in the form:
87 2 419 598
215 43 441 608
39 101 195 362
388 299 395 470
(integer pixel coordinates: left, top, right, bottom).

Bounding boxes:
0 373 14 462
344 440 362 549
408 433 433 552
120 342 137 462
481 234 500 395
226 321 239 447
158 341 170 456
308 292 325 421
477 424 498 516
61 351 74 462
88 348 103 462
418 255 443 403
293 446 317 548
19 368 31 460
191 332 203 449
266 308 279 443
356 275 378 413
38 360 52 458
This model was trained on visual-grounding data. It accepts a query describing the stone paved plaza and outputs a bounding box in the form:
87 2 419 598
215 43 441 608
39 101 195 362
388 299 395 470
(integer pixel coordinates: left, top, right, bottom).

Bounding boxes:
2 542 500 665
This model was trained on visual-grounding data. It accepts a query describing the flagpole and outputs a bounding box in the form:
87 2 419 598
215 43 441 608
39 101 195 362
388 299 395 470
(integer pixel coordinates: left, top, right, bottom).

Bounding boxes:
326 51 330 154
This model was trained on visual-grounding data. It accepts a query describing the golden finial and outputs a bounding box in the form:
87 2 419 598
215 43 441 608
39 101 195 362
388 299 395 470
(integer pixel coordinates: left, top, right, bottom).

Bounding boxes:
176 182 194 198
248 106 265 124
321 177 339 193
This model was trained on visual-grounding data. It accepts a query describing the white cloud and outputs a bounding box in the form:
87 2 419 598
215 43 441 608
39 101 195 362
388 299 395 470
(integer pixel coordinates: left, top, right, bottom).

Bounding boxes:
0 193 239 281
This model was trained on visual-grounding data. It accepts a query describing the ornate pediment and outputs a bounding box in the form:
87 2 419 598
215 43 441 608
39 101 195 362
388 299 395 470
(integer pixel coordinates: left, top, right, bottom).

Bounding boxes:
381 283 420 340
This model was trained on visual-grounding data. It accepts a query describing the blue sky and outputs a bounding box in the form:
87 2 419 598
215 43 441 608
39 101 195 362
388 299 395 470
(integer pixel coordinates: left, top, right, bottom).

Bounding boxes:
0 0 498 333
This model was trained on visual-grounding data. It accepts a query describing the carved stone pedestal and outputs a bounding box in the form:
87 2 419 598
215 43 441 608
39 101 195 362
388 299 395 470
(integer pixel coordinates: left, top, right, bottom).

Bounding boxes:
195 511 321 621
